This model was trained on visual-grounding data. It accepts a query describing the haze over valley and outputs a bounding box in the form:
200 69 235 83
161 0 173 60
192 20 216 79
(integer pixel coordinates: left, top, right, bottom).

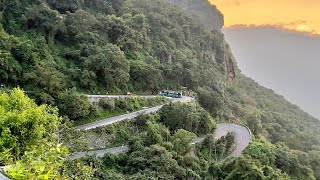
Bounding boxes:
223 26 320 118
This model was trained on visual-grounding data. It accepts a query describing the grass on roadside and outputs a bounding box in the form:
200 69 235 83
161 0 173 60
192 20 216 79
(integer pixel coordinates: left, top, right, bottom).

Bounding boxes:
73 96 169 126
73 109 127 126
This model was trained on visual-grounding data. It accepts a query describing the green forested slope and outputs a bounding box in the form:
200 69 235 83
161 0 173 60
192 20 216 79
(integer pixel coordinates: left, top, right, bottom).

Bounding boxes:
0 0 320 179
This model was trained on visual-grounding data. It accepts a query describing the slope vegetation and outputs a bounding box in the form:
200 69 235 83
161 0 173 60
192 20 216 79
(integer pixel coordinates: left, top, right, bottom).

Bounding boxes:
0 0 320 179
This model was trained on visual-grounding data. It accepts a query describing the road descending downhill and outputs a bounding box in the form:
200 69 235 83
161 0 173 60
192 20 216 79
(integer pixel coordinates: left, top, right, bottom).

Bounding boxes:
70 124 251 160
70 95 251 161
76 105 164 130
76 96 194 130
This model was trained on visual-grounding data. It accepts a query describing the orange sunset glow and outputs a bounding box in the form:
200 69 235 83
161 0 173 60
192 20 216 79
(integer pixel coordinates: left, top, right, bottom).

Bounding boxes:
209 0 320 34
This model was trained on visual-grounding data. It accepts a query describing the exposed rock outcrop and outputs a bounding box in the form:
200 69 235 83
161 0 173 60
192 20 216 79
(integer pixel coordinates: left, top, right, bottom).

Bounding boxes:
219 48 235 81
216 48 235 81
225 53 235 81
165 0 224 31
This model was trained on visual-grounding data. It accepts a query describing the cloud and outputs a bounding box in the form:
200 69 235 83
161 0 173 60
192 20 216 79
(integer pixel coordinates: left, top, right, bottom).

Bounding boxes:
226 22 320 36
209 0 320 35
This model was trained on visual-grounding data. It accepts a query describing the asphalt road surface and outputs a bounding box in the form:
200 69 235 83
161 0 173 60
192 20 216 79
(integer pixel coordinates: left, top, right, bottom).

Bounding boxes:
0 166 9 180
71 95 251 160
214 123 251 157
0 173 9 180
70 123 251 160
75 105 165 130
76 96 194 130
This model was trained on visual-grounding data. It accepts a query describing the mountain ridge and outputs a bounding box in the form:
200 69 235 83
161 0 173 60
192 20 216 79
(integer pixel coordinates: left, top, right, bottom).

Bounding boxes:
165 0 224 31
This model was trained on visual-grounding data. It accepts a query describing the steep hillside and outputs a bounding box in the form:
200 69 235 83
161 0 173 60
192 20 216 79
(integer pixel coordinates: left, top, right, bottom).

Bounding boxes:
0 0 320 179
165 0 224 31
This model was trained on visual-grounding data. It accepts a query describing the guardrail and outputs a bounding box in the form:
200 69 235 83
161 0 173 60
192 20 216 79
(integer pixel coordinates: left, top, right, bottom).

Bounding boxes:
236 123 253 141
244 125 252 138
86 95 166 103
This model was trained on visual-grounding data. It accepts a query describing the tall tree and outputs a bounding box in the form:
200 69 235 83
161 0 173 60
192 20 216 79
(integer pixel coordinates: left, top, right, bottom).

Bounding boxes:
84 44 129 91
25 2 63 42
129 60 162 92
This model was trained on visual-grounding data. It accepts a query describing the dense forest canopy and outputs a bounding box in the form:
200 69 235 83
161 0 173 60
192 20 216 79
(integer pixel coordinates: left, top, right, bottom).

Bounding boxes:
0 0 320 179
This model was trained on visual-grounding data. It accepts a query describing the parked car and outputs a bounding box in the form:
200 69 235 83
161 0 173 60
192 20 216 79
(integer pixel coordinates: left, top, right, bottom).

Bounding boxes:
167 91 175 97
160 90 182 98
160 90 169 96
172 92 182 98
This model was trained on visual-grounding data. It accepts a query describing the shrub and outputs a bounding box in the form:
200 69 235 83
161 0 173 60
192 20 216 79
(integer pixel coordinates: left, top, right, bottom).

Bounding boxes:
159 103 216 135
104 124 116 134
127 97 141 110
57 89 90 120
89 102 99 117
115 98 129 110
98 98 116 110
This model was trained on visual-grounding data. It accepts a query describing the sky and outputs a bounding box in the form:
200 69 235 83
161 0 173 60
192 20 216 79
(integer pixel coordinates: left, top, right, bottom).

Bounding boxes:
223 27 320 118
207 0 320 118
209 0 320 35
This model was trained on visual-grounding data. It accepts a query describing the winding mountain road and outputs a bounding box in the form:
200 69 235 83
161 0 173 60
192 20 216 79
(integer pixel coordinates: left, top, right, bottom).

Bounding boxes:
0 95 251 179
214 123 251 157
71 95 251 160
70 123 251 160
76 96 194 130
76 105 165 130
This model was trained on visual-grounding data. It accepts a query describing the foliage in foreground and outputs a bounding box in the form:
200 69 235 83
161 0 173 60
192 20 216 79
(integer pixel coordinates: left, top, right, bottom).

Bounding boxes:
0 89 94 179
0 88 62 163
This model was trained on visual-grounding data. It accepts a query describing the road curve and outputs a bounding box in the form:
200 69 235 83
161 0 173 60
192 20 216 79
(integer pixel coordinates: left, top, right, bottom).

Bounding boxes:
71 95 251 160
76 96 194 130
70 123 251 160
214 123 251 157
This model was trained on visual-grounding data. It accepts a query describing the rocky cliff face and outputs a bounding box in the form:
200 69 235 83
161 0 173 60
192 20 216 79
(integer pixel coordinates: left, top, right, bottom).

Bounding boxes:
165 0 224 31
163 0 234 81
216 48 236 81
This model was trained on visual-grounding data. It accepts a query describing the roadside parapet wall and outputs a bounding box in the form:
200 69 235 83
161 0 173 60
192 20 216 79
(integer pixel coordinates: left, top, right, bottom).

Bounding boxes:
87 95 160 103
